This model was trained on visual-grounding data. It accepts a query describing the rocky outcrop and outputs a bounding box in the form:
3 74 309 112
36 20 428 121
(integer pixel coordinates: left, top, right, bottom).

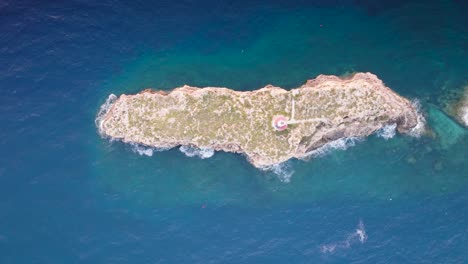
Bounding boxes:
441 85 468 128
455 87 468 127
97 72 424 168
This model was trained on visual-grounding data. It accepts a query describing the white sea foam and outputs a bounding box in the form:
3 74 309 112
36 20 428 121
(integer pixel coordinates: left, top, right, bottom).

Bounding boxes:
131 144 154 156
408 99 426 137
95 94 117 135
179 145 215 159
305 137 362 158
320 220 367 254
355 220 367 243
376 123 397 140
262 162 294 183
130 143 173 157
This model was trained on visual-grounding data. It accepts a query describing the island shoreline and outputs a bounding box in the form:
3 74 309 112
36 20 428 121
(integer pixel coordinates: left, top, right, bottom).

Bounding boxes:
97 72 425 168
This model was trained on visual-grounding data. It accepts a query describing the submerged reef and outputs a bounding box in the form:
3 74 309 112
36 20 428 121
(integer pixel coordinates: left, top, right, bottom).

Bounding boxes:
97 73 424 168
427 105 466 149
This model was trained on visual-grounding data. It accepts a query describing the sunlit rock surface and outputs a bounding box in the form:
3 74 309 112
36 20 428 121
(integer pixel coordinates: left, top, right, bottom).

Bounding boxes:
457 88 468 127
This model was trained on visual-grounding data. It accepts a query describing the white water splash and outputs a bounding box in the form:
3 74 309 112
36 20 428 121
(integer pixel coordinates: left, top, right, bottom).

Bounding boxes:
305 137 362 158
95 94 117 135
408 99 426 137
376 123 397 140
179 146 215 159
355 220 367 243
320 220 367 254
130 144 173 157
262 162 295 183
131 144 154 156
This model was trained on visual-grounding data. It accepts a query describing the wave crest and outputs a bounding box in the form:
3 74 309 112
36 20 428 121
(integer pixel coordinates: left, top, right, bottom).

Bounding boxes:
132 144 154 156
408 99 426 137
95 94 117 135
261 162 294 183
305 137 362 158
131 143 172 157
320 220 367 254
376 123 397 139
179 146 215 159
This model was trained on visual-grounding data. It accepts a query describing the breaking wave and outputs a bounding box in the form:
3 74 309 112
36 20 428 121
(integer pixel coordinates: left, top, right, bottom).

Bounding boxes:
95 94 117 135
376 123 397 139
262 162 294 183
132 144 154 156
408 99 426 137
320 220 367 254
263 137 361 182
179 146 215 159
130 143 172 157
305 137 363 158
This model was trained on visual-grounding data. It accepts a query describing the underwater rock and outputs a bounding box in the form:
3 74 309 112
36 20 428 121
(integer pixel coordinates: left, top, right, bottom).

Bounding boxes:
427 105 466 148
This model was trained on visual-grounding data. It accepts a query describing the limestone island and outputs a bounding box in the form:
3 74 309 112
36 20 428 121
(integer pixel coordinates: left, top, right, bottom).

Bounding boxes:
97 72 424 168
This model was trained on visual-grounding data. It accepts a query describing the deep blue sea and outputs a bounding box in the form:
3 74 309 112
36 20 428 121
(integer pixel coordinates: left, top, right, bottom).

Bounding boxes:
1 0 468 263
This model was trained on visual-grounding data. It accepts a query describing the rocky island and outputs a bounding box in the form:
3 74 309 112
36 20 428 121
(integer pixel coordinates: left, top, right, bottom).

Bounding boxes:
454 87 468 127
97 73 424 168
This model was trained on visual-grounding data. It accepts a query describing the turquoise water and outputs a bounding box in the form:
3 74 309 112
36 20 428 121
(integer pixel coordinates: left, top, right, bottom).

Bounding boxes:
1 0 468 263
